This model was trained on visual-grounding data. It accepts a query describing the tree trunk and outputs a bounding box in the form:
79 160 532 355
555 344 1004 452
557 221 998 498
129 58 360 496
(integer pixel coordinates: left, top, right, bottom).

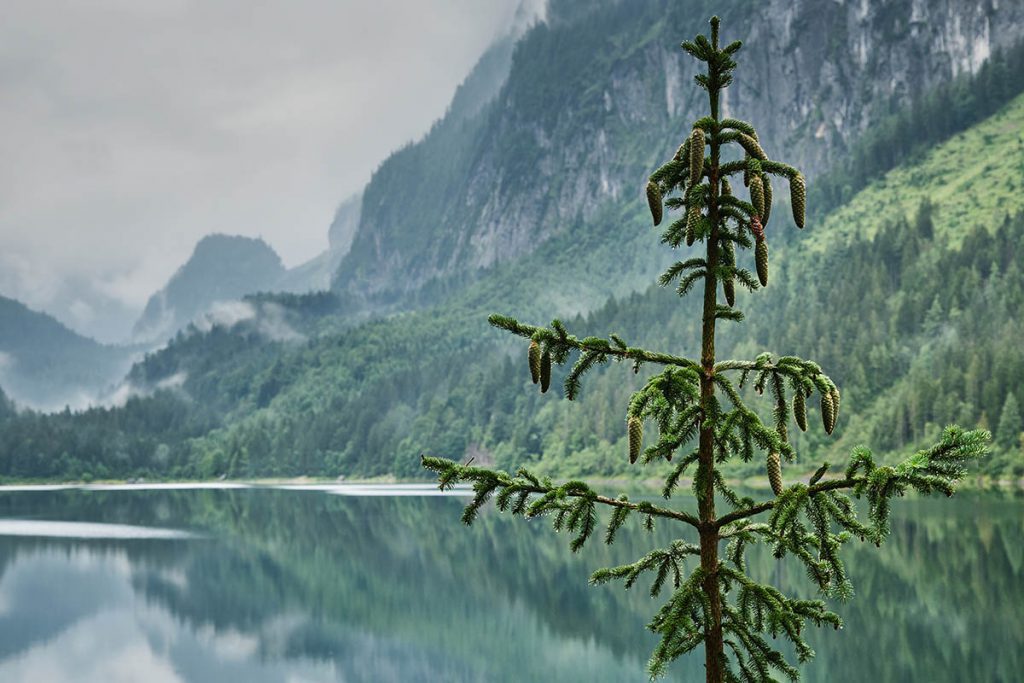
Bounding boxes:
698 28 725 681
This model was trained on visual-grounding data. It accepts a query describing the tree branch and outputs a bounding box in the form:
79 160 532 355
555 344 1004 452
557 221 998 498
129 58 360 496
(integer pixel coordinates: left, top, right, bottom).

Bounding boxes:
422 455 702 529
715 478 858 529
489 314 701 372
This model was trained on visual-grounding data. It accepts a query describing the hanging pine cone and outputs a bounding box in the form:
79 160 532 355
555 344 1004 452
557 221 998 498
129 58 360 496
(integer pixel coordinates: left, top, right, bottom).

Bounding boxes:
689 128 705 185
739 133 767 160
791 173 806 229
750 214 764 240
686 204 701 246
749 174 765 219
722 179 732 196
646 180 663 226
821 390 836 434
673 138 689 161
528 341 541 385
540 351 552 393
830 386 841 428
628 416 643 464
755 237 769 287
761 174 773 226
794 391 808 432
723 241 736 307
767 451 783 496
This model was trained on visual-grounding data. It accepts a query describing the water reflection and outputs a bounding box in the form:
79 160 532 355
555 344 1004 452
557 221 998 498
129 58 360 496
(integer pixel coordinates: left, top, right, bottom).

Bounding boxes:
0 489 1018 682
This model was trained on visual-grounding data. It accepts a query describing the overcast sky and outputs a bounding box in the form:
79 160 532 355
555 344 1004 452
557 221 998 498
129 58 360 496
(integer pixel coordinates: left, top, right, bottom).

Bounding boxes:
0 0 537 340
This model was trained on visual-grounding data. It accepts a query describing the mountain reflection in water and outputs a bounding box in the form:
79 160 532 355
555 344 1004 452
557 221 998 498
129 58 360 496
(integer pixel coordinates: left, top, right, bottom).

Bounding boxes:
0 488 1019 682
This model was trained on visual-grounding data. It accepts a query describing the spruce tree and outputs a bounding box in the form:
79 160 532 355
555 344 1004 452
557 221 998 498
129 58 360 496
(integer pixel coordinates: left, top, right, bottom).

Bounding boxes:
423 17 988 682
996 392 1021 450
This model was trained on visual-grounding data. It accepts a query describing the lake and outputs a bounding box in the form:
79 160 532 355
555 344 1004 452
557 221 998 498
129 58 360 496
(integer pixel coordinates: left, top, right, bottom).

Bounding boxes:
0 486 1019 682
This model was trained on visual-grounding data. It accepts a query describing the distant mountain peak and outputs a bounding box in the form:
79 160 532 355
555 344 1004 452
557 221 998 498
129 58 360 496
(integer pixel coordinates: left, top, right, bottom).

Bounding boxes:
132 234 286 344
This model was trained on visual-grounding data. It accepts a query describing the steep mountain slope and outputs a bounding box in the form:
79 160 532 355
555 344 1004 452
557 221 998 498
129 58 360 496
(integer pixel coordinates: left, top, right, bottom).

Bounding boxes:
133 235 287 343
334 0 1023 307
0 296 134 410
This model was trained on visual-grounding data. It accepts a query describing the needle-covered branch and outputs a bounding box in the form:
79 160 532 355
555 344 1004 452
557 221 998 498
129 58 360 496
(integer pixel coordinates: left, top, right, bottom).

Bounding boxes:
421 456 702 544
716 426 988 531
489 313 704 385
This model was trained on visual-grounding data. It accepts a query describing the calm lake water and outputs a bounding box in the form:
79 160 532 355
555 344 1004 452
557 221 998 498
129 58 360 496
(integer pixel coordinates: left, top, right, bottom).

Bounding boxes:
0 486 1019 682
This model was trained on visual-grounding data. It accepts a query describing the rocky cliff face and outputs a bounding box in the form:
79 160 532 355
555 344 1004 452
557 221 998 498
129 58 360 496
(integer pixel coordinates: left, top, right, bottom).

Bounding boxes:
333 0 1023 306
732 0 1021 174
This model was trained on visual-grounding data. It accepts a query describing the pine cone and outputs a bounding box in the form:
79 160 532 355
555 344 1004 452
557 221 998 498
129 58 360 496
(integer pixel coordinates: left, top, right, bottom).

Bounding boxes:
767 451 783 496
723 242 736 306
791 173 806 229
794 391 808 432
761 174 773 226
722 179 732 196
750 174 765 219
821 390 836 434
646 180 663 226
739 134 767 160
830 386 841 428
628 416 643 464
528 341 541 384
749 214 764 240
540 350 552 393
755 237 769 287
686 204 701 246
689 128 705 185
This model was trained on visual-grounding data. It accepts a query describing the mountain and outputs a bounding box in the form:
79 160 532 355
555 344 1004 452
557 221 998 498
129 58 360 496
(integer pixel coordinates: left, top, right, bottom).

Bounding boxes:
0 295 135 410
1 0 1023 481
132 234 287 343
333 0 1024 308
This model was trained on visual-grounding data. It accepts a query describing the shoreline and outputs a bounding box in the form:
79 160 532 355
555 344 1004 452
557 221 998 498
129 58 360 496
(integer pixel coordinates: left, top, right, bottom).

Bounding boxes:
0 473 1020 492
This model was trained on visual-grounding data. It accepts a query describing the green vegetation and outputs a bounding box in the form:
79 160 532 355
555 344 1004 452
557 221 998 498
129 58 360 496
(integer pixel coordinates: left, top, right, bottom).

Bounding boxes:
423 19 988 680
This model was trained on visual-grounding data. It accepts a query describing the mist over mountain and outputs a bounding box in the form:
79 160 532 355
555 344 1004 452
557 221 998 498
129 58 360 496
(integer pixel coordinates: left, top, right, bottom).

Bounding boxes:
132 235 287 344
0 296 135 411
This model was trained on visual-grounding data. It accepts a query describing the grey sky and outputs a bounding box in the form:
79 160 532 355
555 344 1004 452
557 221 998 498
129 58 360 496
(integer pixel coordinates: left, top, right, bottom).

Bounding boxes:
0 0 535 340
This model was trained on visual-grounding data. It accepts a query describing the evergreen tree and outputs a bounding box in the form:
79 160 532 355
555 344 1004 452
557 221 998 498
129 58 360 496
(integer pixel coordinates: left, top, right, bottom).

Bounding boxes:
996 392 1022 450
424 17 988 682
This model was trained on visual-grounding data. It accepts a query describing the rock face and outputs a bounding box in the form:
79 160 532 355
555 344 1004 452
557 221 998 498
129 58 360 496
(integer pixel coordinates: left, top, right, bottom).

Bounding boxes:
133 234 285 343
332 0 1023 304
732 0 1018 175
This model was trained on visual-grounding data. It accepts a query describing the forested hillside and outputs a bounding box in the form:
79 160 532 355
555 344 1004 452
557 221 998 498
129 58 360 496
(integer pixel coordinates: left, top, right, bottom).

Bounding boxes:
0 296 135 411
1 0 1022 482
